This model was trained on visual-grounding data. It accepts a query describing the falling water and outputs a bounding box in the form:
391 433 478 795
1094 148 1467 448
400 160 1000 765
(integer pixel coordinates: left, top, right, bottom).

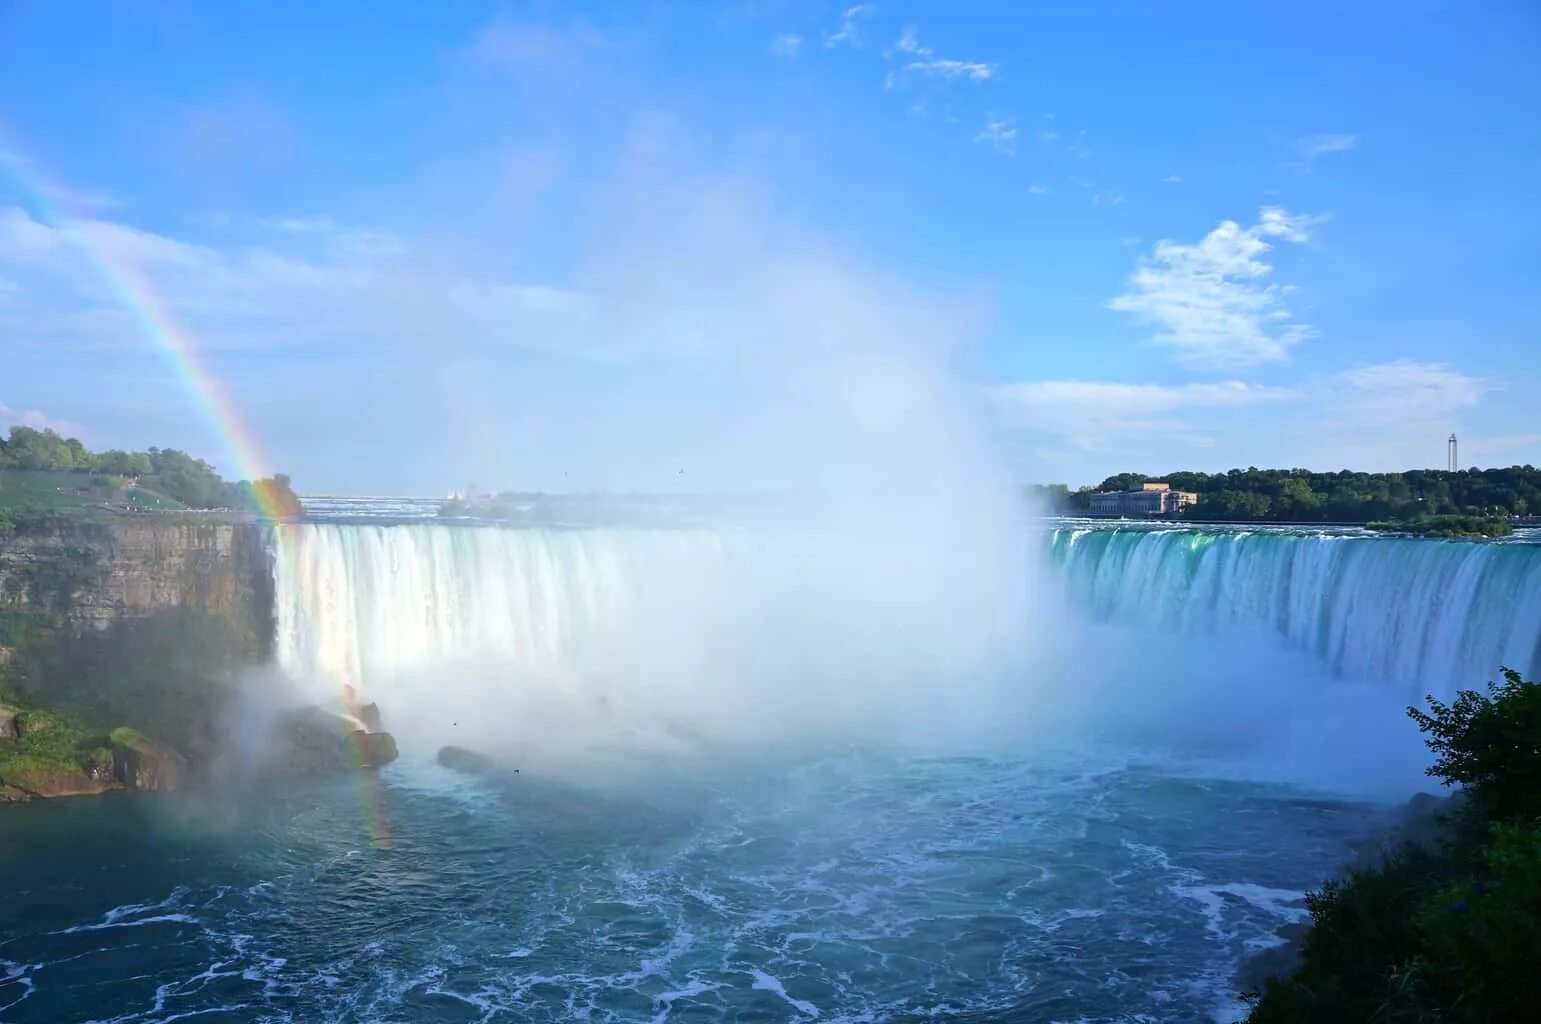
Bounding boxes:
1047 526 1541 693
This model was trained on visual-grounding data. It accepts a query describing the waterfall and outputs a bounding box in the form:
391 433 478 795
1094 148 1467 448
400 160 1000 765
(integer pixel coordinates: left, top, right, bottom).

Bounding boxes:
272 523 745 688
268 521 1541 749
1047 527 1541 691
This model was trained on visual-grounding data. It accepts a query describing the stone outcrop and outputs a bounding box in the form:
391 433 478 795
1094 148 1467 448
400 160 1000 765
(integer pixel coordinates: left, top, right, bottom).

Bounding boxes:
0 704 17 741
111 727 189 791
437 744 516 777
0 764 117 799
0 518 273 639
268 707 399 775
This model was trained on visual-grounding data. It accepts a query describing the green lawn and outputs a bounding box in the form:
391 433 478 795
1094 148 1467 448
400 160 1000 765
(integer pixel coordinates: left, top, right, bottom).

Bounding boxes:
0 469 188 513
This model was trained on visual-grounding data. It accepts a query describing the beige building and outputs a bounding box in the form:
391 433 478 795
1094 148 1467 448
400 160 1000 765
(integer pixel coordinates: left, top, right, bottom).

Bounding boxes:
1089 482 1199 518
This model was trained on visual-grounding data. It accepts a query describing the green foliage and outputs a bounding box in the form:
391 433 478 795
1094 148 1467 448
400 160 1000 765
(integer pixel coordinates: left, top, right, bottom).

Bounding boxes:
1408 668 1541 821
1247 670 1541 1022
4 609 249 753
1367 514 1513 538
1047 465 1541 523
0 702 103 785
1024 483 1095 513
0 427 302 517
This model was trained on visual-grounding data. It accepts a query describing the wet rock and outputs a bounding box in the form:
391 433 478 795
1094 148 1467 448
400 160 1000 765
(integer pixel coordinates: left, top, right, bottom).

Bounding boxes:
2 764 117 799
350 730 398 768
357 702 383 733
437 745 516 777
1235 921 1311 993
110 727 188 791
270 707 399 774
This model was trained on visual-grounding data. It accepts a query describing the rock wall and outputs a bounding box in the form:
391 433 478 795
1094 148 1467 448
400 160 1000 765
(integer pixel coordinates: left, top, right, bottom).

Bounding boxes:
0 518 274 652
0 518 275 761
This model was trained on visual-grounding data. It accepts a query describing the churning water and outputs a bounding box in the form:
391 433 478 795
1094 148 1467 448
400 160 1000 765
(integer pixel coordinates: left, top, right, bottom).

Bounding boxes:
3 512 1537 1023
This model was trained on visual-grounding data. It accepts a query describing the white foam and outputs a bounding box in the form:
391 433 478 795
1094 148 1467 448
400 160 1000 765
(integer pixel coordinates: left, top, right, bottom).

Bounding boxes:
749 968 820 1017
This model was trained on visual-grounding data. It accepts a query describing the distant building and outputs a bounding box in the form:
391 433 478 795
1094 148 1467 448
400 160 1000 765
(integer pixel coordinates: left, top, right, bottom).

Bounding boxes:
1088 481 1199 518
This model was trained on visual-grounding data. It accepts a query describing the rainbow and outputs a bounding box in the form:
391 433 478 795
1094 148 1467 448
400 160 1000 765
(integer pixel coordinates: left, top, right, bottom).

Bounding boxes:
1 131 392 847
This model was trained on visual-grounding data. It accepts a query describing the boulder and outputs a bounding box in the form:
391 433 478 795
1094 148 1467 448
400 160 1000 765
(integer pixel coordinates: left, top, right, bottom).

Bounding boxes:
349 730 398 768
269 707 399 774
110 727 189 791
2 764 117 798
357 702 383 733
0 705 18 742
437 745 517 778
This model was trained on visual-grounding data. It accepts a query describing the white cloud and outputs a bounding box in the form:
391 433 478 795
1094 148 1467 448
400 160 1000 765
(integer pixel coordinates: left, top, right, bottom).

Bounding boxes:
771 33 802 57
1325 360 1487 423
986 379 1295 450
0 400 86 438
825 5 876 48
1298 133 1357 161
974 117 1017 155
182 91 294 168
988 362 1499 471
888 25 997 81
1027 184 1050 195
0 205 588 356
1108 206 1322 370
1161 175 1182 184
464 18 602 86
0 148 121 212
1092 191 1126 207
1038 130 1060 144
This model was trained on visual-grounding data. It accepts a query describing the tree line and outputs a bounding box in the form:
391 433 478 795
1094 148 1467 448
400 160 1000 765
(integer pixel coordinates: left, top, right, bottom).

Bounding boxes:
1029 466 1541 522
0 426 300 516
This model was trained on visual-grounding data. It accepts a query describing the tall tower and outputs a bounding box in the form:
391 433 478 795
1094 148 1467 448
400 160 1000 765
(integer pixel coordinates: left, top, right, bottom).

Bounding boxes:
1448 433 1458 473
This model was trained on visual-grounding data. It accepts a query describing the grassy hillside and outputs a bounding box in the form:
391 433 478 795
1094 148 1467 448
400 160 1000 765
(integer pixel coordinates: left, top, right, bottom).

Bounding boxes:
0 469 189 514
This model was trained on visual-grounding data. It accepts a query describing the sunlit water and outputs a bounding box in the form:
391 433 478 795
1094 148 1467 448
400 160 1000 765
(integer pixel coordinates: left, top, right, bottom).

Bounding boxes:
1 753 1372 1024
5 507 1535 1023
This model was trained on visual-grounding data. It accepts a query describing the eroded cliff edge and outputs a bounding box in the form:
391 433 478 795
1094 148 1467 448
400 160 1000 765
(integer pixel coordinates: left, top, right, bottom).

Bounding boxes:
0 518 274 799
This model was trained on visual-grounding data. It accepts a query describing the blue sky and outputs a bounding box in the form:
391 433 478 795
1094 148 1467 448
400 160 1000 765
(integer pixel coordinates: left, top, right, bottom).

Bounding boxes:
2 1 1538 494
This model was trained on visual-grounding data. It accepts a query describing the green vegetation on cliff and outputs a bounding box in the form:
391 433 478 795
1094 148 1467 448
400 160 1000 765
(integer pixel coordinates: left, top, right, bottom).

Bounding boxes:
1247 669 1541 1022
0 701 116 799
0 425 302 519
1034 466 1541 523
1365 514 1514 538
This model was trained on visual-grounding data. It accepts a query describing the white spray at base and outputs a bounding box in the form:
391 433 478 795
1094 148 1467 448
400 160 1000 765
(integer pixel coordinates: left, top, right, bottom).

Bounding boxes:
270 518 1038 763
268 517 1540 792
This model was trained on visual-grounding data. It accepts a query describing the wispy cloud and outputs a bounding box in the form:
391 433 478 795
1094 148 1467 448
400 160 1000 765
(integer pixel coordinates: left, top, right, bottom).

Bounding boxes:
1038 130 1060 144
1326 360 1487 423
1027 184 1050 195
1297 133 1357 161
974 117 1017 155
465 18 602 85
0 205 586 356
988 360 1493 465
771 33 802 57
0 147 121 212
1092 191 1126 207
986 379 1295 450
0 400 87 438
182 90 294 169
1161 174 1183 184
1109 206 1322 370
890 25 997 81
825 5 876 48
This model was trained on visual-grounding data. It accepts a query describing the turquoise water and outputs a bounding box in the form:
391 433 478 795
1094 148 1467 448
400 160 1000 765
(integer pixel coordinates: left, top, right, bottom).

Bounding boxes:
1 752 1369 1023
7 517 1532 1022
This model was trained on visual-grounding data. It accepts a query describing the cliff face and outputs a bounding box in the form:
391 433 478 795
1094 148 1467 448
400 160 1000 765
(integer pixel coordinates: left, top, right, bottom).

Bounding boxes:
0 519 274 652
0 518 276 767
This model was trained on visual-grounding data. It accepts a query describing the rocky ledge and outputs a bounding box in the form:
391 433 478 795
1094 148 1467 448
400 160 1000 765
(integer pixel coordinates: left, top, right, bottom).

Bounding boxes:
1 698 400 803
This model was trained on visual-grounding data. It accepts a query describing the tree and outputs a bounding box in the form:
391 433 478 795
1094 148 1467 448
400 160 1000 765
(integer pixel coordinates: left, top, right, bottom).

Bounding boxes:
1407 668 1541 822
